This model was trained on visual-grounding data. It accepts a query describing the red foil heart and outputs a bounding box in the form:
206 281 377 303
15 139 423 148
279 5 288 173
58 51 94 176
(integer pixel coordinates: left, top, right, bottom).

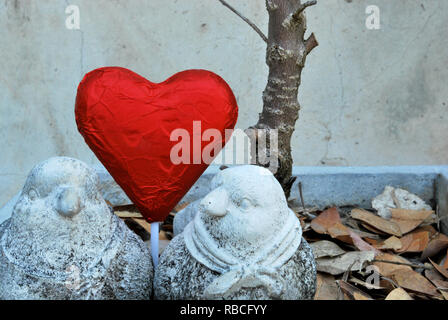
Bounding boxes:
75 67 238 222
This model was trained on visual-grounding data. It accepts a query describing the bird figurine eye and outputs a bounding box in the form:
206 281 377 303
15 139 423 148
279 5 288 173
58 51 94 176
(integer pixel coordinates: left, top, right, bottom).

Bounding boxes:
28 188 38 201
240 198 252 210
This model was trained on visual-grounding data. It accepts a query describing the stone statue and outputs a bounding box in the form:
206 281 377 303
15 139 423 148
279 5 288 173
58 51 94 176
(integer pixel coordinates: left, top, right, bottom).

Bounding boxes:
173 199 200 236
155 165 316 300
0 157 153 300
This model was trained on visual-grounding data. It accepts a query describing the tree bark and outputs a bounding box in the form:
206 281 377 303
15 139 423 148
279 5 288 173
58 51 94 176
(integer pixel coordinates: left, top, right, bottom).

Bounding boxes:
247 0 317 198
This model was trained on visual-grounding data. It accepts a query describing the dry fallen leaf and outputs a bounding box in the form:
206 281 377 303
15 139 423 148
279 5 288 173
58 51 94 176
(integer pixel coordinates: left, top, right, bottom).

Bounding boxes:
311 207 379 245
374 236 402 251
353 292 371 300
429 258 448 279
416 225 438 237
364 238 380 246
298 216 307 229
351 208 402 237
306 204 444 300
425 269 448 290
373 253 413 277
361 222 389 236
316 251 376 276
389 208 434 234
396 230 430 253
115 211 144 219
310 208 354 243
311 207 341 234
385 288 413 300
338 280 373 300
440 290 448 300
391 268 439 297
302 222 311 232
379 279 398 291
349 228 382 240
134 218 151 234
421 233 448 260
314 273 339 300
327 223 353 243
348 229 381 254
443 249 448 269
311 240 345 259
159 230 169 240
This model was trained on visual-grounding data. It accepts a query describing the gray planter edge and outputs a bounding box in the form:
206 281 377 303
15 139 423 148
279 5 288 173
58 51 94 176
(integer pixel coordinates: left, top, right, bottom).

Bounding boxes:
2 164 448 234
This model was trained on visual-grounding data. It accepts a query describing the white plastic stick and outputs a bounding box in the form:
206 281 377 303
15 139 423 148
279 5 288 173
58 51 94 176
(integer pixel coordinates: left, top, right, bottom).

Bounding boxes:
151 222 159 267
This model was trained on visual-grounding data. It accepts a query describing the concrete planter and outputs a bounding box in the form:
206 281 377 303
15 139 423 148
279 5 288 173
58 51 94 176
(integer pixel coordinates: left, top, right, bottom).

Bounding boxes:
2 165 448 234
288 166 448 235
176 165 448 235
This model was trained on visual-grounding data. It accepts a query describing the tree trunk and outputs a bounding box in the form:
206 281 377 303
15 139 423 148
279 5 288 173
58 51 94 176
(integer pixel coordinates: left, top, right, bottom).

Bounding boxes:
247 0 317 198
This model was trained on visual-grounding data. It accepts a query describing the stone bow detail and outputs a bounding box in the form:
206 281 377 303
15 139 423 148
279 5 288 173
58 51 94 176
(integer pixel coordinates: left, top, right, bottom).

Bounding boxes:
184 208 302 299
203 264 285 299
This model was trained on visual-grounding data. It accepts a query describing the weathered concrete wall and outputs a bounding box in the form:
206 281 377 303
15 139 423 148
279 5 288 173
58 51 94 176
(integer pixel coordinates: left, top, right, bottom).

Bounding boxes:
1 0 447 206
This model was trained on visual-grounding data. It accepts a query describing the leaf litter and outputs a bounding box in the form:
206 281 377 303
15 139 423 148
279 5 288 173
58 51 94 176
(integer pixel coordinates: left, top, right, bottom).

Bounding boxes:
298 185 448 300
115 185 448 300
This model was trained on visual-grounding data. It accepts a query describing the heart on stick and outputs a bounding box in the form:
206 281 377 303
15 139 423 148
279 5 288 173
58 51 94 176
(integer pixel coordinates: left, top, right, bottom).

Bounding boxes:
75 67 238 222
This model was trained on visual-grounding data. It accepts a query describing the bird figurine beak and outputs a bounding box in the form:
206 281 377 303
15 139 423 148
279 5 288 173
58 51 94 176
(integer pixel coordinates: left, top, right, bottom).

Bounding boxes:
55 186 82 218
200 187 229 217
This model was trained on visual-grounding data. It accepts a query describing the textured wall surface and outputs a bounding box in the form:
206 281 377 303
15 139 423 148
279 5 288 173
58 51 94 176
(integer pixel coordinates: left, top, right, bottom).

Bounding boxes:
1 0 447 206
